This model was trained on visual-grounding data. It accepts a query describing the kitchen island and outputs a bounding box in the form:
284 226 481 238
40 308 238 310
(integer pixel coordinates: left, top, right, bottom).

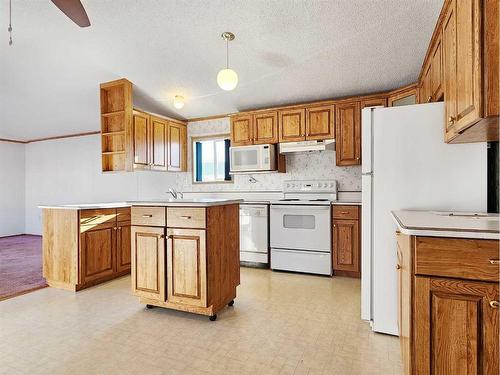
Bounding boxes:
391 210 499 375
41 199 241 320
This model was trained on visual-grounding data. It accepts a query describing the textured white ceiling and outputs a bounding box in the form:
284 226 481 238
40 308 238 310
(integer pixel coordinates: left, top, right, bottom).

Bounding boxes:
0 0 443 140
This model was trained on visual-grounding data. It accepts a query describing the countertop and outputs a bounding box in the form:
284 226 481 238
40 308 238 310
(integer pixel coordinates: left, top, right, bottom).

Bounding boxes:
392 210 500 240
39 199 243 210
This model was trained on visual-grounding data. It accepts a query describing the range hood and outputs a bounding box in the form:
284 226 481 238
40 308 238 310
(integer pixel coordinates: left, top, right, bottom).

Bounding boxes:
279 139 335 154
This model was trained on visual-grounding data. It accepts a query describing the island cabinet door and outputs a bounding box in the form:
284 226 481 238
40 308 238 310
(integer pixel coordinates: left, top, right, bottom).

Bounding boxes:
116 225 131 273
80 225 116 285
166 228 207 307
131 226 166 301
414 277 499 375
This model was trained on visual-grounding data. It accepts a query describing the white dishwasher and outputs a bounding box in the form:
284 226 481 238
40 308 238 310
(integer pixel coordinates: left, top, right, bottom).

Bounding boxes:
240 204 269 266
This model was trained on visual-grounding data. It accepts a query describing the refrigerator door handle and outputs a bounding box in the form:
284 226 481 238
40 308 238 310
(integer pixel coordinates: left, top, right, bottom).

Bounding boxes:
362 172 373 176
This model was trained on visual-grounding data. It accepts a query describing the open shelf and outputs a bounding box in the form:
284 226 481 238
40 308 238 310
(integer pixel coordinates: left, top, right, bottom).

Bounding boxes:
101 110 125 117
102 151 125 155
101 131 125 136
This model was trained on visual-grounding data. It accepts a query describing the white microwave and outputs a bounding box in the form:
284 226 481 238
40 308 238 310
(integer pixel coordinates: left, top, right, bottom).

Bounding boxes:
230 144 277 173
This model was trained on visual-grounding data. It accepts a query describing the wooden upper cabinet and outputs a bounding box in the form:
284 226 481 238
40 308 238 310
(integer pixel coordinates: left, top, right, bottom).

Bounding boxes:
453 0 482 133
180 124 187 172
430 32 443 101
305 105 334 140
230 114 253 146
415 277 499 375
361 97 387 108
253 111 278 144
279 108 306 142
150 116 167 171
421 63 433 104
167 228 207 307
335 102 361 166
388 85 418 107
131 226 165 301
443 1 458 140
132 110 150 169
167 122 184 172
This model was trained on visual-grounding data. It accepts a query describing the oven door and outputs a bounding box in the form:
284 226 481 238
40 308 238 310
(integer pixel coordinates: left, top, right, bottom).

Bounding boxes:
270 204 331 252
230 145 269 172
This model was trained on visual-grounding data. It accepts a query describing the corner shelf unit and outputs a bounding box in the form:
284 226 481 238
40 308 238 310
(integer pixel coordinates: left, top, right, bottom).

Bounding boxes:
100 79 133 172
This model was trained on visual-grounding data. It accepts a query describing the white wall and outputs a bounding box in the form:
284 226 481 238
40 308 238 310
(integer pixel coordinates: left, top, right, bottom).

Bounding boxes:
176 117 362 192
25 135 177 235
0 141 26 236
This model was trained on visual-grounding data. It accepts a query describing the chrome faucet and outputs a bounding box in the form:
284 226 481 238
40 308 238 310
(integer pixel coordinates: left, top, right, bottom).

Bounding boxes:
167 188 183 200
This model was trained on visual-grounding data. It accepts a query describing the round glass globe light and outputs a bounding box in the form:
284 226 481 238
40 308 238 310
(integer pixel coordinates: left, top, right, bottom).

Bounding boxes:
217 68 238 91
173 95 185 109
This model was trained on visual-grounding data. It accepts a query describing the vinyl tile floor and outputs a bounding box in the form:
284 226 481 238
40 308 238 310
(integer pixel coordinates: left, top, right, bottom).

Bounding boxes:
0 268 402 375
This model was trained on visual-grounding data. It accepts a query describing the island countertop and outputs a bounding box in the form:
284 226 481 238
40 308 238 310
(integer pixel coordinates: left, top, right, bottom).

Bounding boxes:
39 199 243 210
392 210 500 240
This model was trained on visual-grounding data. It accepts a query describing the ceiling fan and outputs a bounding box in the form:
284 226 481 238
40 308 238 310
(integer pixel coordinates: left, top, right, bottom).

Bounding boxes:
51 0 91 27
7 0 90 45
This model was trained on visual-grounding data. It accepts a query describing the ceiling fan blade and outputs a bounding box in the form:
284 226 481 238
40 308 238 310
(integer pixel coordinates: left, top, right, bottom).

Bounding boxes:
51 0 91 27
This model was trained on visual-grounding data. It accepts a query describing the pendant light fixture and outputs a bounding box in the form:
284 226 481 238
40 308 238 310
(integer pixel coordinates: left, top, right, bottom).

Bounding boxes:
217 32 238 91
173 95 185 109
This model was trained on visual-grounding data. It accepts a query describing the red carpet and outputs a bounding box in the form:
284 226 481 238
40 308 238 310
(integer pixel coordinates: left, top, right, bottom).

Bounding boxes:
0 235 47 301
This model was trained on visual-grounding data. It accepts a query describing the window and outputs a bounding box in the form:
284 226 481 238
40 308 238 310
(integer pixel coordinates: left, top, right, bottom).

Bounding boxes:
193 137 232 183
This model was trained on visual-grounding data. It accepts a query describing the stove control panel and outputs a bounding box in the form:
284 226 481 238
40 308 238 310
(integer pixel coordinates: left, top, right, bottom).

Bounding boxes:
283 180 337 193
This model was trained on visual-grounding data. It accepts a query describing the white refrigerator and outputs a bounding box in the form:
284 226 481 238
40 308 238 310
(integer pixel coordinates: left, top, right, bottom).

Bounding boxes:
360 102 487 335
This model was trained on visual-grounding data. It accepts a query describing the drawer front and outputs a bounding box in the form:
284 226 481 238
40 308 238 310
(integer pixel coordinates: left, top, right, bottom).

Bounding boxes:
167 207 206 229
131 206 166 227
415 237 499 282
80 208 117 229
116 207 131 223
333 205 359 220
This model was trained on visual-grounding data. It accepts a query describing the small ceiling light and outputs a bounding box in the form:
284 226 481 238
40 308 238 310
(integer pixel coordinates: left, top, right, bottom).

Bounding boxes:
217 32 238 91
173 95 185 109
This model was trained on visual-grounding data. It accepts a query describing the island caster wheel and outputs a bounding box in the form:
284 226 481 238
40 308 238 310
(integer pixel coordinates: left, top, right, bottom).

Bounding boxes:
228 300 234 307
209 314 217 321
146 304 154 309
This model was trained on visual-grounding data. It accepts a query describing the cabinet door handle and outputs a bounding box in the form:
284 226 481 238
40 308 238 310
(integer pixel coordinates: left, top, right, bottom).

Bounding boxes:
340 211 349 214
448 116 456 125
158 234 165 239
489 259 500 265
396 264 401 270
113 227 117 230
142 214 153 218
427 96 432 103
333 224 336 228
489 300 499 309
118 227 122 231
395 230 401 236
180 215 192 219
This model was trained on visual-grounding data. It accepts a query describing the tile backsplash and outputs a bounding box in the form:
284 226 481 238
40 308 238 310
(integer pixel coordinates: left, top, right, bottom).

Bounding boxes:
176 117 361 192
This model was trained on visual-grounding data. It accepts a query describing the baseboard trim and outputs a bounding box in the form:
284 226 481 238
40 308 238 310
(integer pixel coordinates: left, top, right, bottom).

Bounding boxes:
0 234 42 239
0 284 48 302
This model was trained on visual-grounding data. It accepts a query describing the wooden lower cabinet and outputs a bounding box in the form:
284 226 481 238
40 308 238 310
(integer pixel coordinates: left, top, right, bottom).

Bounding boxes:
166 228 207 307
116 224 131 273
415 277 499 375
131 226 165 301
131 204 240 320
332 205 361 278
80 226 115 284
43 207 132 291
397 233 499 375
